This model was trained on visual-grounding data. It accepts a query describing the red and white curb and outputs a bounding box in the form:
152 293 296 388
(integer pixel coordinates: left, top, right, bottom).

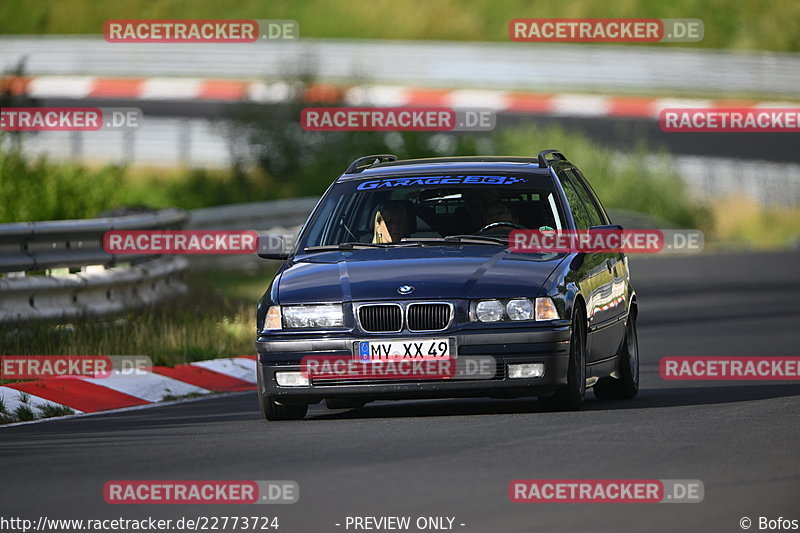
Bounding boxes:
0 356 257 419
2 76 797 120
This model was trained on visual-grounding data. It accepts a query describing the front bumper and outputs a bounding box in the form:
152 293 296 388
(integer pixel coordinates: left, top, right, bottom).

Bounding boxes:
257 327 571 403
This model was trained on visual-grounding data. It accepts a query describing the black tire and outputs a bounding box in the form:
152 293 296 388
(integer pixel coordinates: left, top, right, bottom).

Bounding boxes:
325 398 366 410
540 307 587 411
259 394 308 421
594 310 639 400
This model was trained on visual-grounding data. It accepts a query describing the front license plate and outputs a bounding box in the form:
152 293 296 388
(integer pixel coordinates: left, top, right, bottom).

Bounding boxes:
355 339 452 362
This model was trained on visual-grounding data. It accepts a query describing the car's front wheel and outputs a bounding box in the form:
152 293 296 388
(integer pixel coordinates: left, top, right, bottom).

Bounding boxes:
594 310 639 400
259 394 308 421
539 307 587 411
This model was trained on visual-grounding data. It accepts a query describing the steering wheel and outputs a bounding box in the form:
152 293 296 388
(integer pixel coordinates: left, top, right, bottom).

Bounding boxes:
478 221 526 233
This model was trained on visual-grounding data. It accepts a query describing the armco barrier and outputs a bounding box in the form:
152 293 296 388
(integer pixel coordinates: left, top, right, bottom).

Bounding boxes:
185 197 316 271
0 209 188 324
2 37 798 95
0 199 320 323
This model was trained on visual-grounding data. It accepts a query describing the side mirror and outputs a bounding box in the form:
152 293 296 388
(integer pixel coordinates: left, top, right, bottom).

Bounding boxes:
257 234 290 260
587 224 625 258
588 224 624 232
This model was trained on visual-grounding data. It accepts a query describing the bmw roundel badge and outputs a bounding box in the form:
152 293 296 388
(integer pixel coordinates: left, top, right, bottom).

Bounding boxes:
397 285 414 295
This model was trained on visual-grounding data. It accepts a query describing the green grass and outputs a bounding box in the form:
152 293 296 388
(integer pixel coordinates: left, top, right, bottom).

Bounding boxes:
0 146 127 222
0 396 11 424
12 403 36 422
0 0 797 52
0 392 76 424
36 403 76 418
0 146 286 222
711 196 800 250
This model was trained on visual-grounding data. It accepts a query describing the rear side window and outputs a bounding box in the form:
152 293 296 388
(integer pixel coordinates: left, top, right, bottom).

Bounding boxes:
566 169 607 227
558 172 592 230
558 170 603 228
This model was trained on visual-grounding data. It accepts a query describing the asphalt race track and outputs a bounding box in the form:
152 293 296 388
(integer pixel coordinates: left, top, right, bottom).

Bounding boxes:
1 251 799 533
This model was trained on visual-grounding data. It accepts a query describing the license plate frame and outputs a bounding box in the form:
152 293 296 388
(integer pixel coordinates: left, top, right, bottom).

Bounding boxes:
354 338 456 362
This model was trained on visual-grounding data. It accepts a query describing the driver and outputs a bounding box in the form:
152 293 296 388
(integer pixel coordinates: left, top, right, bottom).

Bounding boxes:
483 200 519 226
463 191 520 231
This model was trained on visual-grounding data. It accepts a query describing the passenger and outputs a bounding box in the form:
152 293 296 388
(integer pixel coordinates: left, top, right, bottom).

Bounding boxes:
372 203 411 243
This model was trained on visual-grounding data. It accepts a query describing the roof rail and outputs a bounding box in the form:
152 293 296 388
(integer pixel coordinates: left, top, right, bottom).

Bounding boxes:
537 149 567 168
344 154 398 174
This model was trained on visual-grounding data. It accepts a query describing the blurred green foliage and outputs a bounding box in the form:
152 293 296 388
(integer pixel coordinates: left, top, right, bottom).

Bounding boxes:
0 0 796 52
0 114 709 231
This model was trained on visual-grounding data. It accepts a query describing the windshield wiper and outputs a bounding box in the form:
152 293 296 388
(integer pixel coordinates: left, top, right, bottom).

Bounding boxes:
446 234 509 244
304 235 507 252
303 242 420 252
303 242 386 252
401 235 507 246
338 216 358 241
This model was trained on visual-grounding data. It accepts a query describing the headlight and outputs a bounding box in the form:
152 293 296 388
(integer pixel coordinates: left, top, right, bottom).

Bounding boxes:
283 304 344 328
472 297 559 322
475 300 504 322
506 299 534 320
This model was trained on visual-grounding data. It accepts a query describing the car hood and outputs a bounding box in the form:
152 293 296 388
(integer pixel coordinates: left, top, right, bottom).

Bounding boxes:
277 246 565 303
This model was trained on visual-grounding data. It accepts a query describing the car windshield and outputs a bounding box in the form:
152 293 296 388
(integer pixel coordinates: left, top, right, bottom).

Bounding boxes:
299 174 565 250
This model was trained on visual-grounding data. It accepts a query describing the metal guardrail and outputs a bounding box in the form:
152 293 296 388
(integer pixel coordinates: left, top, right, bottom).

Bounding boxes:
0 209 188 323
185 197 317 271
188 197 316 231
2 37 799 95
0 199 320 323
0 209 186 272
0 256 188 323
